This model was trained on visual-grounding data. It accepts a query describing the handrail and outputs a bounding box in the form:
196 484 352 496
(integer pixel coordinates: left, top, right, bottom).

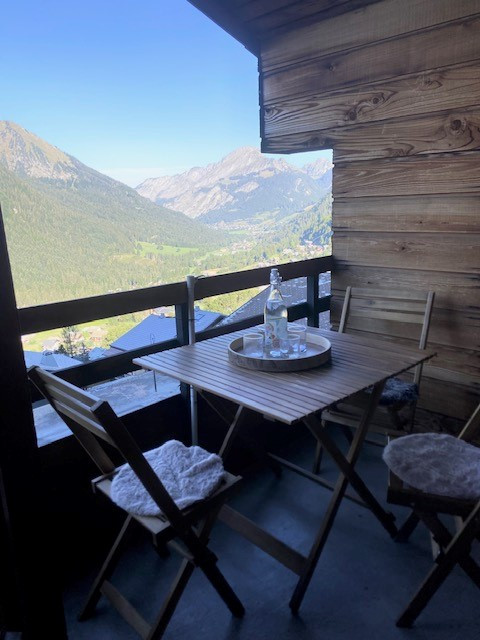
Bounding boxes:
195 255 332 298
25 255 332 401
19 281 187 335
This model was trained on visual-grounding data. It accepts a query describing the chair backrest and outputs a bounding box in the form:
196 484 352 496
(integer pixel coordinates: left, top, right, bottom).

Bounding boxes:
28 366 191 533
338 287 435 385
458 402 480 442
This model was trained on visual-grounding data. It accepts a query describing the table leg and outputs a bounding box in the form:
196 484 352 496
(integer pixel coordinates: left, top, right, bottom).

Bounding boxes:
290 381 395 613
193 390 255 462
199 391 282 476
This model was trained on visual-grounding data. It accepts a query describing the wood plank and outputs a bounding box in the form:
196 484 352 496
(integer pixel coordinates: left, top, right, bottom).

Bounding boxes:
423 345 480 381
262 14 480 101
330 297 480 350
195 255 332 298
418 375 479 419
333 154 480 197
333 231 480 273
332 110 480 161
262 62 480 140
331 263 480 310
219 505 306 575
333 195 480 234
237 0 315 22
261 0 480 71
18 280 187 334
248 0 376 32
135 328 432 424
328 110 480 162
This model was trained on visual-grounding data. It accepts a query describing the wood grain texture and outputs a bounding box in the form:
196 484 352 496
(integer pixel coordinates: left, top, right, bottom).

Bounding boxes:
262 14 480 101
247 0 377 33
330 110 480 161
262 63 480 147
331 297 480 350
333 231 480 273
261 0 480 71
332 264 480 310
238 0 345 23
135 327 432 425
417 375 479 418
247 0 480 420
264 108 480 158
333 195 480 233
333 154 480 197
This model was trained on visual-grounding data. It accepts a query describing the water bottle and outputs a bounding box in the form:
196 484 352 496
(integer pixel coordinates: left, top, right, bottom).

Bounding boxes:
264 268 288 358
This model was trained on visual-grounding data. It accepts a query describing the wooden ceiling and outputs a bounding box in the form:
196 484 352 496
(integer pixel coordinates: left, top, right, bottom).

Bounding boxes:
187 0 384 55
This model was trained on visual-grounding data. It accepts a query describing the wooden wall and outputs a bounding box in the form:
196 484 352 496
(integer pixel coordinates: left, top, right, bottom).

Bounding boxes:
259 0 480 419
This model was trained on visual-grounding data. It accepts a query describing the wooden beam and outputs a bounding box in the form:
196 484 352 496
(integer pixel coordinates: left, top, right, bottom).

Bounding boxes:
18 281 187 335
263 106 480 159
251 0 383 39
261 0 480 71
333 153 480 197
262 14 480 102
0 208 67 636
195 255 332 298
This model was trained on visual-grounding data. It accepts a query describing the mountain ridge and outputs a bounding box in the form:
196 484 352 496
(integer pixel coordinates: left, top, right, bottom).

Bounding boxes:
0 121 227 305
136 146 332 222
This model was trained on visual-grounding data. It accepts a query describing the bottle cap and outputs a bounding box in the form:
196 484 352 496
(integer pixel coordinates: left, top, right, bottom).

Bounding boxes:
270 268 281 284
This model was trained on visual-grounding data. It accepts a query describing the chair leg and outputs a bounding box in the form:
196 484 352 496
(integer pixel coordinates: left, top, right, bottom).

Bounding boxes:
397 510 480 627
147 559 196 640
419 512 480 588
198 555 245 618
79 515 135 621
395 512 420 543
312 439 323 474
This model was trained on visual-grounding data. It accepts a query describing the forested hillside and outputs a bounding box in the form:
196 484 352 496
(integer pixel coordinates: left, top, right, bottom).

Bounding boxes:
0 122 227 305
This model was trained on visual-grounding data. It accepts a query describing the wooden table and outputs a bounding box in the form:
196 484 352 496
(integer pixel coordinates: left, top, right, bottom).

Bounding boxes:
134 327 434 612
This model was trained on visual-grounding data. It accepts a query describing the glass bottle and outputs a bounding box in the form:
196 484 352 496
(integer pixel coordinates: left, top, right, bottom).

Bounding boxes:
264 268 288 358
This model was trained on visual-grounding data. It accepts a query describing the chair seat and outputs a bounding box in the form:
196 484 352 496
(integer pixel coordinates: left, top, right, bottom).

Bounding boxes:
375 377 418 406
383 433 480 500
111 440 226 516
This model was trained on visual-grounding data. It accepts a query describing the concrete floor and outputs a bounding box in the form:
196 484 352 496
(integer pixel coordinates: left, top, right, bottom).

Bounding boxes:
62 432 480 640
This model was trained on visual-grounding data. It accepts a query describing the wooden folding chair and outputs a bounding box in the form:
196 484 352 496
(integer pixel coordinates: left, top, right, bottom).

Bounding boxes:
29 366 244 639
314 287 435 472
384 402 480 627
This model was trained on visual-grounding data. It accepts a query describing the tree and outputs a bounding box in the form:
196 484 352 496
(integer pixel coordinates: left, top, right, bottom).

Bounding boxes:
61 325 79 358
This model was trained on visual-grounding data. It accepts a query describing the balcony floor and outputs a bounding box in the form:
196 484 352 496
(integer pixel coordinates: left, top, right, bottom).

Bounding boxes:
62 431 480 640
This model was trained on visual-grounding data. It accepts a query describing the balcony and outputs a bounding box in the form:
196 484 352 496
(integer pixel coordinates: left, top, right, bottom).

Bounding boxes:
2 0 480 635
3 250 477 638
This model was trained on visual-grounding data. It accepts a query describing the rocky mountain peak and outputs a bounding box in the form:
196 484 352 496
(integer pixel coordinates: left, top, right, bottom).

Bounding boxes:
136 146 332 221
302 157 334 179
0 120 75 180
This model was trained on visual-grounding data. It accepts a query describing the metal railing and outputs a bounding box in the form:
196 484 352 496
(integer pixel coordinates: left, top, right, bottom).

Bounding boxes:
20 255 332 401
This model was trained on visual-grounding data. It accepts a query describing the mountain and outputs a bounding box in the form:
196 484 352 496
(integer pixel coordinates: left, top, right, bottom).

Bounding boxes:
136 146 332 223
0 121 226 306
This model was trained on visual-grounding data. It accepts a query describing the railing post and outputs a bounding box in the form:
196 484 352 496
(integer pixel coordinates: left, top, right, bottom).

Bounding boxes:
186 275 199 446
174 299 190 404
306 273 320 328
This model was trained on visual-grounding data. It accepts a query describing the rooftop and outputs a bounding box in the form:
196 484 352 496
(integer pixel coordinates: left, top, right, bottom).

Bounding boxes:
111 309 223 352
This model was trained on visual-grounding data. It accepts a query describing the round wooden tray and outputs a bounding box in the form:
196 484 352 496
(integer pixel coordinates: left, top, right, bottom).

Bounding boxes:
228 333 331 372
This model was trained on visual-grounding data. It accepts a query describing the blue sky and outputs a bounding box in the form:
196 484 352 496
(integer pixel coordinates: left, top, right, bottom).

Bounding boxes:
1 0 331 186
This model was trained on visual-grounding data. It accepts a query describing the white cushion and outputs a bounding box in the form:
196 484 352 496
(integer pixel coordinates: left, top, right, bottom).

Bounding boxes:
383 433 480 500
111 440 225 517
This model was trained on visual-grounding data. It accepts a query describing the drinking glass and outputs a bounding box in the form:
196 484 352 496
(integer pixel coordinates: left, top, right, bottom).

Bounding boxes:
243 333 264 358
288 323 307 352
286 332 300 359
